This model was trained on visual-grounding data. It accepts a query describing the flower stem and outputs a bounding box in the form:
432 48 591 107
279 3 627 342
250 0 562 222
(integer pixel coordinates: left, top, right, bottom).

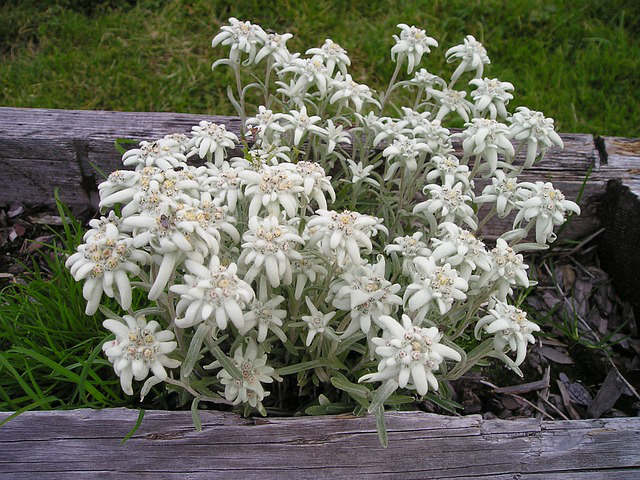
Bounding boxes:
380 53 406 112
234 63 247 138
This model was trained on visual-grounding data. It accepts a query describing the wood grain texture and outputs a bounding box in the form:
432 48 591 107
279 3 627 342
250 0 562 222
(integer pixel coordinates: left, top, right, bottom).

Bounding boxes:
0 408 639 479
0 106 616 241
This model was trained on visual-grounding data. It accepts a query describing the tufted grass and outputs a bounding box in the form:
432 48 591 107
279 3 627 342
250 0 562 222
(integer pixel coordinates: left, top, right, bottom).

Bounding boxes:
0 0 639 136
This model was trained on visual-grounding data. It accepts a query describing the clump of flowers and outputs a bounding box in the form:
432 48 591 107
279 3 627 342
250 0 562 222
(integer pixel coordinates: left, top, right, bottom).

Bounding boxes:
68 20 579 440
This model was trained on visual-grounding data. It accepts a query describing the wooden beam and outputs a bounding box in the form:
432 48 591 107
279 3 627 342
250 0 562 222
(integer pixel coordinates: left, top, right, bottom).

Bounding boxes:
1 107 638 242
0 409 638 479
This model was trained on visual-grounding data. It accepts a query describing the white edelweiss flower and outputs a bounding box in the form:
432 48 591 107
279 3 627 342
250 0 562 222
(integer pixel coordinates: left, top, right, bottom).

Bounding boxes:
329 74 380 112
186 121 239 166
391 23 439 74
429 88 474 123
122 138 187 171
382 134 431 180
164 133 190 152
245 106 287 142
255 31 293 64
408 68 446 92
306 39 351 76
404 257 468 322
347 159 380 187
475 170 522 217
281 161 335 210
123 203 221 300
213 338 280 414
280 105 327 146
65 223 150 315
384 232 432 277
171 256 254 330
195 192 240 244
509 107 564 167
475 300 540 367
328 257 402 339
445 35 491 83
306 209 387 266
354 111 381 130
82 211 127 240
470 78 514 119
430 223 491 281
400 107 432 130
239 215 304 289
279 57 331 97
478 238 529 300
514 181 580 244
275 79 306 106
125 202 221 255
459 118 515 176
412 118 452 155
239 164 304 218
301 297 337 346
103 166 202 218
291 254 328 300
239 292 287 343
102 314 179 396
240 142 292 165
371 117 411 147
98 169 141 209
203 165 243 213
211 17 265 65
359 314 461 396
319 119 351 154
414 182 477 230
424 154 471 188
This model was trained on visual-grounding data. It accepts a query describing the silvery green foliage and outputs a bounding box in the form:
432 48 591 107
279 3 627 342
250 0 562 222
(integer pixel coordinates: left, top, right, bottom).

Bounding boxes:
68 20 580 421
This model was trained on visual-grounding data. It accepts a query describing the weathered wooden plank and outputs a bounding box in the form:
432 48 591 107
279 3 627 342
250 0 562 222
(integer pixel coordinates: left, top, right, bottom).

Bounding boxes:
0 107 242 208
0 409 638 479
601 137 640 196
2 107 640 243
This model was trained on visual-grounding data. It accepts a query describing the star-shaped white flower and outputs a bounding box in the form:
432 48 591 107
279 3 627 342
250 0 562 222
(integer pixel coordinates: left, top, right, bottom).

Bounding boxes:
391 24 439 74
171 256 254 330
212 338 280 414
306 39 351 76
102 313 179 396
404 257 468 322
239 293 287 343
475 300 540 367
359 314 461 396
509 107 564 167
514 181 580 244
445 35 490 83
66 222 150 315
301 297 337 346
187 121 239 166
212 17 265 64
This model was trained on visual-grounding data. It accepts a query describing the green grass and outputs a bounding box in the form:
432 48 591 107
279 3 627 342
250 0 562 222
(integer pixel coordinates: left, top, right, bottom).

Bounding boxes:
0 200 171 418
0 0 639 136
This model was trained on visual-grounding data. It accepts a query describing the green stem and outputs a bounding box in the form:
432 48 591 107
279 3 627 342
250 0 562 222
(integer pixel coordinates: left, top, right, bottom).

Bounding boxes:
264 58 273 107
380 53 406 112
234 63 246 138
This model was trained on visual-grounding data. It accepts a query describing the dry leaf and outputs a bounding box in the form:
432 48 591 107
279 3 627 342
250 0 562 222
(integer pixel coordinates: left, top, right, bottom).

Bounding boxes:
538 346 574 364
558 373 592 407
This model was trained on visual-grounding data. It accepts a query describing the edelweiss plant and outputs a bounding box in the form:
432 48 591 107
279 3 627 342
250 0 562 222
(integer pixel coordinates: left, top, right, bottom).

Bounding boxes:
67 18 580 442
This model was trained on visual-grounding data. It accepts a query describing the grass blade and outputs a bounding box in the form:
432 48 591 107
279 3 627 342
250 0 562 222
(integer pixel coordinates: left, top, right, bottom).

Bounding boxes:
120 408 145 445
